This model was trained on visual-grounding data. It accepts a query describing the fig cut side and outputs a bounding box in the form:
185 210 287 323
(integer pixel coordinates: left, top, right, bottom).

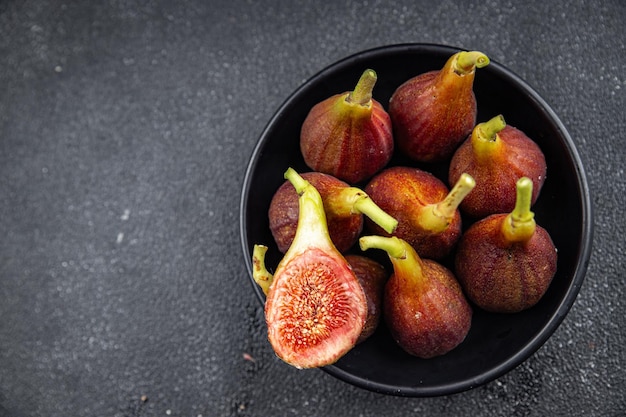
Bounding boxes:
266 249 366 367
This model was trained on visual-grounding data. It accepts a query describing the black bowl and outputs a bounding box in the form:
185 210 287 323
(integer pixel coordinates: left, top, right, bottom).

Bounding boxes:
239 43 593 396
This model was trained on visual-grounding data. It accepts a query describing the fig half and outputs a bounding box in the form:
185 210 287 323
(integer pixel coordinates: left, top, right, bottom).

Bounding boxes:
253 168 367 368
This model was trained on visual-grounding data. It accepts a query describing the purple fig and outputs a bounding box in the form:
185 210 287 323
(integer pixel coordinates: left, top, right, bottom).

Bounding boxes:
455 177 558 313
360 235 472 359
389 50 489 162
344 254 389 344
300 69 394 183
365 166 475 260
449 115 547 218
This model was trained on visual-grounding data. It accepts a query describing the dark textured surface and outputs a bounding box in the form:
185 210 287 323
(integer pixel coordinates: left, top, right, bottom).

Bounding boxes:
0 1 624 416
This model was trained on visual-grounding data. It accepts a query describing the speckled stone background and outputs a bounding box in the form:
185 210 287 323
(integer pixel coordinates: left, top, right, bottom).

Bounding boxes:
0 1 624 416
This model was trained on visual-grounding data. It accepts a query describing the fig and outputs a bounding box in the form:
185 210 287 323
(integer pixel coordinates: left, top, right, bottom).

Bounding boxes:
389 50 489 162
454 177 558 313
359 235 472 358
300 69 394 184
449 114 547 218
344 254 388 344
269 171 398 253
252 168 367 368
364 166 475 260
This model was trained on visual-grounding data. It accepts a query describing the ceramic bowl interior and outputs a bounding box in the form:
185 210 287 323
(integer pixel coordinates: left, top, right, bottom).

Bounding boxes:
239 43 593 396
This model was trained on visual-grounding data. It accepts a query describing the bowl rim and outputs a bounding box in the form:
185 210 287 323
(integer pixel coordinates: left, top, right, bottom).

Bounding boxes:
239 42 594 397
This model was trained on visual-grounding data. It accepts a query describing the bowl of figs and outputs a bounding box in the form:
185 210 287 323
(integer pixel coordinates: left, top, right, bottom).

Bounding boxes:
240 43 593 396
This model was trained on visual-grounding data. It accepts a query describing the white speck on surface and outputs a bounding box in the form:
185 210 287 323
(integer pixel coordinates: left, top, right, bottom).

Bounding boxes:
121 209 130 220
116 233 124 244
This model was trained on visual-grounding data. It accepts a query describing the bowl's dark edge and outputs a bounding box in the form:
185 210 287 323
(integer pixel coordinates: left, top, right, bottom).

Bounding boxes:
238 43 594 397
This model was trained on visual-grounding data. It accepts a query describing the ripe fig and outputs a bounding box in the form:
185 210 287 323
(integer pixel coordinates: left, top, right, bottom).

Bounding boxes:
300 69 394 184
455 177 558 313
449 114 547 218
269 171 398 253
252 168 367 368
389 50 489 162
364 166 475 260
344 254 388 344
359 235 472 359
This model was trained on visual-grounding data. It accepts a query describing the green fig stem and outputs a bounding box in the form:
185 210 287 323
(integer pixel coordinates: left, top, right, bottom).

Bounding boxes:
329 187 398 234
501 177 536 243
359 235 424 285
472 114 507 160
252 244 274 295
347 69 377 106
418 173 476 233
359 235 407 260
455 51 490 74
284 167 310 194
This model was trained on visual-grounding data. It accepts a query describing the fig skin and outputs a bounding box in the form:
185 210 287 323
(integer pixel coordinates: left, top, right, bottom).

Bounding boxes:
344 255 388 344
449 115 547 218
259 168 368 369
364 166 464 260
389 51 489 163
269 171 398 253
454 178 558 313
360 236 472 359
300 69 394 184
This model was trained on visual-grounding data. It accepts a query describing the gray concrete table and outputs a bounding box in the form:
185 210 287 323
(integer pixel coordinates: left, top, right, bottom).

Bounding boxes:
1 1 624 416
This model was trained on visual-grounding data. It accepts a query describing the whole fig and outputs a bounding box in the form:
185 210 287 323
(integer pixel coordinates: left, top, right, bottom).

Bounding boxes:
300 69 394 184
389 50 489 162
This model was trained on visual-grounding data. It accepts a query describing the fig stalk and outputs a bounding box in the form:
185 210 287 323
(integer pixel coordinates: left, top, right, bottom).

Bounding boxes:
347 69 376 105
252 244 273 296
471 114 506 162
454 51 490 74
418 173 476 234
330 187 398 234
501 177 536 242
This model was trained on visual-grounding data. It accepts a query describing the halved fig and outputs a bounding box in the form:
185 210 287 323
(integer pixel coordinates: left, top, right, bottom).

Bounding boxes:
252 168 367 368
